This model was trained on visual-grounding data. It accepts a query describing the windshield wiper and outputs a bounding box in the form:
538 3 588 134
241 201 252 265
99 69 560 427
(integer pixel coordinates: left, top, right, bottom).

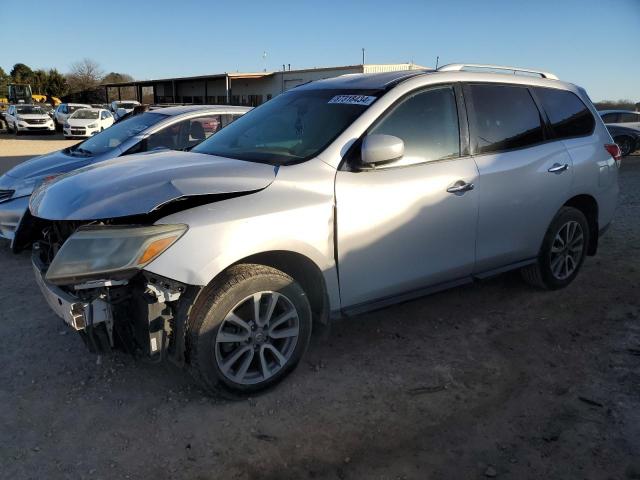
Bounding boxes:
72 147 93 157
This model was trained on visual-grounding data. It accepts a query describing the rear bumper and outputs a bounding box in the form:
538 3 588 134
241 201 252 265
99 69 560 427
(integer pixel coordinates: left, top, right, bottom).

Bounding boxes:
0 195 29 242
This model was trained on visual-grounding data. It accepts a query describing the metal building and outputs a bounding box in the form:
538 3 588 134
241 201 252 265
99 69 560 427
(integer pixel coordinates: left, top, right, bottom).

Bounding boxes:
102 63 426 107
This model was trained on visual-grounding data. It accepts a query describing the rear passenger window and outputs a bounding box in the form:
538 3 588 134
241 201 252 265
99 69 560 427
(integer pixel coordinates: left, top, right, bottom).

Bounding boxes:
368 86 460 166
534 87 595 139
466 84 543 155
601 113 619 124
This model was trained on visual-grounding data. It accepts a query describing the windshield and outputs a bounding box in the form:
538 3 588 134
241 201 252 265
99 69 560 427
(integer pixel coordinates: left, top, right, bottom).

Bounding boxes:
68 105 88 114
70 109 99 120
70 112 167 156
116 102 138 109
16 106 48 115
192 89 381 164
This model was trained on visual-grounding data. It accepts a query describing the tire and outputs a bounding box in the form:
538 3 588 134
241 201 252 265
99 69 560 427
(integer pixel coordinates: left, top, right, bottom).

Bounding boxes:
14 125 21 136
187 264 312 396
614 135 633 157
521 206 590 290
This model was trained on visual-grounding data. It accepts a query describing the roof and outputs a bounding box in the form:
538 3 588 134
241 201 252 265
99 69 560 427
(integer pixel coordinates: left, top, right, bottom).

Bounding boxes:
150 104 252 116
99 64 426 87
297 69 433 90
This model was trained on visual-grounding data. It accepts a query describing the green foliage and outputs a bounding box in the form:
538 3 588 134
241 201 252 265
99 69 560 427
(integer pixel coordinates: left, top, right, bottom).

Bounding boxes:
2 60 134 102
10 63 33 83
45 69 68 98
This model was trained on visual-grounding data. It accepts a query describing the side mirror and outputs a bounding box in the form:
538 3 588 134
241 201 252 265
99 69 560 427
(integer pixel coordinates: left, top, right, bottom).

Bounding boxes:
361 134 404 166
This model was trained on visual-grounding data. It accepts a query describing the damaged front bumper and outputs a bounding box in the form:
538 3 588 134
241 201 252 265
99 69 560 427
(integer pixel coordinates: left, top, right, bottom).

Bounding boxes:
32 249 198 363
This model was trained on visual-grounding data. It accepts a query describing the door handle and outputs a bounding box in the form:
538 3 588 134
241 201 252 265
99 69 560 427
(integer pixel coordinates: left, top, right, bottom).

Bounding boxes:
548 163 569 173
447 181 475 194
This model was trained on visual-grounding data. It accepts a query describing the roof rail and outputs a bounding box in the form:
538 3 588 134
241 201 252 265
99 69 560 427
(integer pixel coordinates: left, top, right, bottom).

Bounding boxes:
437 63 559 80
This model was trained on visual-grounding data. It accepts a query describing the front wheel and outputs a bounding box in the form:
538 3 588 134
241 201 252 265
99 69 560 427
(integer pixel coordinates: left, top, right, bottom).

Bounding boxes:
188 264 312 396
521 206 590 290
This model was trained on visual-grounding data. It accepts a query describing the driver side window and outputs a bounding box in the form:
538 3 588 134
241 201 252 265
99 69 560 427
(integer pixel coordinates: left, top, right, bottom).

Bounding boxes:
368 86 460 168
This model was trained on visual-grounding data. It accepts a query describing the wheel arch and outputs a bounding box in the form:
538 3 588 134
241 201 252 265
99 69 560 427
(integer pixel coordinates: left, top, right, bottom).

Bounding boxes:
563 194 598 255
228 250 331 326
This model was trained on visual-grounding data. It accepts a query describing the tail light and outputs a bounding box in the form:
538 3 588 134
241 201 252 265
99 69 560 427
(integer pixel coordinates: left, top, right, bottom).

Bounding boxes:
605 143 622 167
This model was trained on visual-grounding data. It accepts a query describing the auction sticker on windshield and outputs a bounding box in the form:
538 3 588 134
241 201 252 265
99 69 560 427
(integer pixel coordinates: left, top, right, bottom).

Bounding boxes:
328 95 377 106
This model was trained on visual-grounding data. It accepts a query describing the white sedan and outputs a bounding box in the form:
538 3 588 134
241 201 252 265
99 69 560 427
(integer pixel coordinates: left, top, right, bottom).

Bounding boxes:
63 108 115 139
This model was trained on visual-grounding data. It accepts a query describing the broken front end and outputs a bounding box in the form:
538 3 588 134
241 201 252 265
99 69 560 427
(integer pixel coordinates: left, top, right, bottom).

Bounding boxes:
31 219 199 363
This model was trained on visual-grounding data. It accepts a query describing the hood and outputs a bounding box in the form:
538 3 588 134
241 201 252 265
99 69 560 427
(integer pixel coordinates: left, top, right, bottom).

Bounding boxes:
17 113 50 120
67 117 99 126
3 149 93 181
29 150 277 221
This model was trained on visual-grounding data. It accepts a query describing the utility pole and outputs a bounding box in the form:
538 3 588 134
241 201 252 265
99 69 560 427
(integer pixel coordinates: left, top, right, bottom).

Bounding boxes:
362 48 366 65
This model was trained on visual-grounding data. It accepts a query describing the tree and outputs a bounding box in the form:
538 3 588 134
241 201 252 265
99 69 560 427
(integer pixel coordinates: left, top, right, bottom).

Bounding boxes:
66 58 104 94
102 72 134 84
31 69 49 95
10 63 33 83
46 69 68 99
0 67 9 98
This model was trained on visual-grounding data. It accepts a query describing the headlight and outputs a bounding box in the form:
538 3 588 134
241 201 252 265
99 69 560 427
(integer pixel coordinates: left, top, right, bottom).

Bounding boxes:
64 123 70 128
87 123 97 129
45 224 188 284
16 115 24 122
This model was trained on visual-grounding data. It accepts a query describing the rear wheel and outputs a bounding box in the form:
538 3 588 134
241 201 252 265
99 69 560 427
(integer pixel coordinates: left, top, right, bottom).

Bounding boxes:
521 206 589 290
188 264 312 396
614 135 633 157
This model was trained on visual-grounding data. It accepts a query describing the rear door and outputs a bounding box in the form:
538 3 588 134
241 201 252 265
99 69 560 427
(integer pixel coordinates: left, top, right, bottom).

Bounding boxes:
465 83 574 273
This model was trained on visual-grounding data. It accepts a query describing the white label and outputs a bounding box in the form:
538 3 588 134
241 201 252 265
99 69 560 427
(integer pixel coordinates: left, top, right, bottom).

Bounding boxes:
328 95 376 106
150 337 157 352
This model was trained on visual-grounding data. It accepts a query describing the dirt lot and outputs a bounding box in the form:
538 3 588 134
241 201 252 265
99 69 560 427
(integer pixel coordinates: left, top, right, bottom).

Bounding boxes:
1 137 639 479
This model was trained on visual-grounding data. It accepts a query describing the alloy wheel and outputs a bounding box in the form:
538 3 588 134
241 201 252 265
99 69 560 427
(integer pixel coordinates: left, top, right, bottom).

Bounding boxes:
214 291 300 385
550 220 584 280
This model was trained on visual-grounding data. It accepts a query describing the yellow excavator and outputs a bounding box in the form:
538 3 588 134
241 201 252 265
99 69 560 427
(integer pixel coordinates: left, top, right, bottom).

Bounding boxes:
0 83 60 111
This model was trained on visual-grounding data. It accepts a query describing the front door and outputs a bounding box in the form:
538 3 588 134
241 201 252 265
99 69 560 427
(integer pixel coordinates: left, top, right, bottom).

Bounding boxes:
335 85 479 309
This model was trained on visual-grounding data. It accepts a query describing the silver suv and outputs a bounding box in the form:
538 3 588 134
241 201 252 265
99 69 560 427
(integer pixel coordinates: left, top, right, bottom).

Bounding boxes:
28 64 620 395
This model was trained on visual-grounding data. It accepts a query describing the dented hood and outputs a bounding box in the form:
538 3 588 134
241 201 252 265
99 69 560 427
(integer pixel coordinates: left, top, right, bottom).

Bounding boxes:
29 150 277 221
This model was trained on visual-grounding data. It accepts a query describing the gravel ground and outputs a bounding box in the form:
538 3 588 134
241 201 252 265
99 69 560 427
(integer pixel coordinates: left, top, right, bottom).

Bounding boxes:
0 132 78 175
0 138 639 479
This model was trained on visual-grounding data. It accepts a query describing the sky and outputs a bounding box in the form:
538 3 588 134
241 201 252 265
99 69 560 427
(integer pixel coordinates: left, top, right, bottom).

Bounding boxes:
1 0 638 102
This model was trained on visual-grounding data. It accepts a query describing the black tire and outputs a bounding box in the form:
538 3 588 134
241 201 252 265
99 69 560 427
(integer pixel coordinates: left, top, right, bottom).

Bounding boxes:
614 135 633 157
521 206 590 290
14 125 21 136
187 264 312 397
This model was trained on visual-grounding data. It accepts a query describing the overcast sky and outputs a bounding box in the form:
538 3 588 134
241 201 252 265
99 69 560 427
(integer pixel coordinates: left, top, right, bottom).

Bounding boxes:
2 0 638 102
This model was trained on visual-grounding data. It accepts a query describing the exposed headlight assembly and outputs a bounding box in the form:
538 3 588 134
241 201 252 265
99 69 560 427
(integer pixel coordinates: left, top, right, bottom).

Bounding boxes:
45 224 187 284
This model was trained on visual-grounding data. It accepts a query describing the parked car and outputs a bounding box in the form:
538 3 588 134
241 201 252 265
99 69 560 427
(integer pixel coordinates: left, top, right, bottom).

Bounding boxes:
599 110 640 131
5 104 55 135
110 100 141 120
63 108 114 139
27 65 619 396
606 124 640 156
53 103 92 130
0 105 250 248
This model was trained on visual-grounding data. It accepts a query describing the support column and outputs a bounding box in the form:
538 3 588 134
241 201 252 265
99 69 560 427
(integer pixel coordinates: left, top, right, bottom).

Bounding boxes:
172 80 176 103
225 75 230 104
